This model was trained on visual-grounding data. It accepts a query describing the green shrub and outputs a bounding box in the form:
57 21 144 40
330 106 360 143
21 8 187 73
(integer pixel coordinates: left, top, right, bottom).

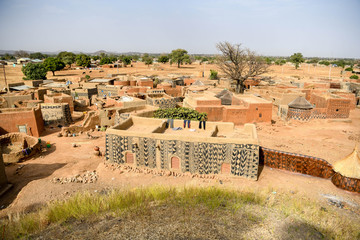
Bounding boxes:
22 63 47 80
209 69 218 80
350 75 359 79
154 107 207 121
345 67 353 72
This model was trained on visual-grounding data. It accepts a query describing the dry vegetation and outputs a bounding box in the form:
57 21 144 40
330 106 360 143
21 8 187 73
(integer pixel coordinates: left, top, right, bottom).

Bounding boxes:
2 186 359 239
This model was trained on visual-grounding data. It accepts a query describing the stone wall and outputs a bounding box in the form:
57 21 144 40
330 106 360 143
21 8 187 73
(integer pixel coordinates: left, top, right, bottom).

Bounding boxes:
260 147 334 179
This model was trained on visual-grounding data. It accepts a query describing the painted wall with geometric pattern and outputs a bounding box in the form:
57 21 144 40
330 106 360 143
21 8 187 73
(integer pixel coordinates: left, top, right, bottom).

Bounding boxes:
106 133 259 180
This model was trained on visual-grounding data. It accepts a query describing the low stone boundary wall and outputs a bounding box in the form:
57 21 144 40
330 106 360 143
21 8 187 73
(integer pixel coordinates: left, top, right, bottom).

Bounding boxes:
259 147 335 179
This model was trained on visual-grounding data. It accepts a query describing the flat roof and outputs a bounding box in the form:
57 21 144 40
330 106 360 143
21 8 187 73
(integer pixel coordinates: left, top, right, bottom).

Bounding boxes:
89 78 115 83
9 85 33 91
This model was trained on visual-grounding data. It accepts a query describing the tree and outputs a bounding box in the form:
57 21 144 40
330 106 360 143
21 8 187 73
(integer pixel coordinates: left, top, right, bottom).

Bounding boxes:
99 57 112 65
0 53 15 60
29 52 47 59
289 53 304 69
57 51 76 68
76 54 91 67
22 63 47 80
43 57 65 76
121 56 132 66
142 54 153 66
158 55 169 64
92 55 100 61
319 60 330 66
170 49 189 68
216 41 268 94
209 70 218 80
14 50 29 58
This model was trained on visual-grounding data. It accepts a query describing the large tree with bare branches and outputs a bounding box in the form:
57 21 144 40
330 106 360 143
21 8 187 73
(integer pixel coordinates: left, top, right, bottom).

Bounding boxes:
216 42 268 94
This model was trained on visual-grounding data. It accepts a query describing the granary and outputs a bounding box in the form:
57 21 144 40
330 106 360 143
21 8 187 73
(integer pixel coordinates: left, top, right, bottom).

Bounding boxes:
0 107 44 137
106 116 260 180
286 96 314 121
331 146 360 193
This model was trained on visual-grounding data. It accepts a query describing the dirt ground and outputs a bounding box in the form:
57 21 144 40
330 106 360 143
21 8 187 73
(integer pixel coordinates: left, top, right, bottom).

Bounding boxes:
0 61 359 219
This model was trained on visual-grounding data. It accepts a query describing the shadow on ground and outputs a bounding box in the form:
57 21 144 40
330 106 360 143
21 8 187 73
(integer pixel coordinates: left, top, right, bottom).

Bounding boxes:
0 162 66 208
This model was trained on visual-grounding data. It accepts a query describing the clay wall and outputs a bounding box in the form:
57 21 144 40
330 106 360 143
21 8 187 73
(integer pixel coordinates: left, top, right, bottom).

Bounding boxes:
2 94 33 108
0 107 44 137
222 107 248 125
114 80 130 86
106 121 259 180
184 78 195 86
137 80 153 88
44 93 74 113
331 173 360 193
326 98 350 118
333 92 356 109
310 93 328 108
260 147 334 179
195 106 224 122
40 103 72 126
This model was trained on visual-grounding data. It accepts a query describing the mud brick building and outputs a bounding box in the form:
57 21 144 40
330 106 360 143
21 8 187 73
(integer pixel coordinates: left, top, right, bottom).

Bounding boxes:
106 117 260 180
40 103 72 126
146 93 177 109
183 90 272 125
44 93 74 113
0 107 44 137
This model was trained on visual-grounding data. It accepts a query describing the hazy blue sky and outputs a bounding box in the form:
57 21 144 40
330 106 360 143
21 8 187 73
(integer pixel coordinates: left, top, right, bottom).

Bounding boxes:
0 0 359 58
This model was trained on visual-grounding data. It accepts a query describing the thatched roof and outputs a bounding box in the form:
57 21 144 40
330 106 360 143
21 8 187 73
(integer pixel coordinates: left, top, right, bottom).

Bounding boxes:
191 80 204 86
219 92 233 105
333 146 360 179
214 89 231 98
288 96 314 109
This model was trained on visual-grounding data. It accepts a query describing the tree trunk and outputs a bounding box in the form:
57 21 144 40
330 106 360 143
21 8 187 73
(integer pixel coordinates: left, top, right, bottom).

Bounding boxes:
235 79 245 94
177 61 180 68
52 71 55 76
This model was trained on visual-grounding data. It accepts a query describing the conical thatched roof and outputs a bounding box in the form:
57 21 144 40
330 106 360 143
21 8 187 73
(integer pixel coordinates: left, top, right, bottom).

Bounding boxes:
333 146 360 179
219 92 233 105
191 80 204 86
288 96 314 109
215 89 231 98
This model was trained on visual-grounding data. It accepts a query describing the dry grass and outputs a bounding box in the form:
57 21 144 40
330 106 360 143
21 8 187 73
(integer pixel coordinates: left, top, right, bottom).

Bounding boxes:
1 186 359 239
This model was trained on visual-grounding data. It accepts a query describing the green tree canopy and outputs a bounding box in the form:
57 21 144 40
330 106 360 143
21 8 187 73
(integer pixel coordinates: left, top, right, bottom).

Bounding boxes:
43 57 65 76
170 49 189 68
57 51 76 67
22 63 47 80
29 52 47 59
154 107 207 121
158 55 169 64
142 54 153 66
319 60 330 66
120 55 132 66
0 53 16 60
99 57 112 65
76 54 91 67
290 53 304 69
92 55 100 61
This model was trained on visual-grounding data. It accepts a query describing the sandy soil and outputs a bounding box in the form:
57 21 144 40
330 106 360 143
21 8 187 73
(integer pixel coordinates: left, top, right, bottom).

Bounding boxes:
1 119 359 218
0 61 359 218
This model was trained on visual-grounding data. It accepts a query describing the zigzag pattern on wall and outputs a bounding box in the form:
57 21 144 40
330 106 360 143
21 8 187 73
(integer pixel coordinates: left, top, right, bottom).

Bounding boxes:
231 144 259 180
106 134 259 180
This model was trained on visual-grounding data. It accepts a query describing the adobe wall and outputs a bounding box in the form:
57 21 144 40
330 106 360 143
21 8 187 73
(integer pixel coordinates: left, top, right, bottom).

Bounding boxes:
326 98 350 118
331 173 360 193
2 94 33 108
260 147 334 179
106 134 258 179
333 93 356 109
184 78 195 86
0 107 44 137
245 103 272 123
287 108 313 121
44 93 74 113
0 149 8 190
195 106 224 122
40 103 72 126
146 96 176 109
137 80 153 88
34 89 48 101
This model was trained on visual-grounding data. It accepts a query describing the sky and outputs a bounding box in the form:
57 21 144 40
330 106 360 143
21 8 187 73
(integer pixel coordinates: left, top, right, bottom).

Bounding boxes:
0 0 359 58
